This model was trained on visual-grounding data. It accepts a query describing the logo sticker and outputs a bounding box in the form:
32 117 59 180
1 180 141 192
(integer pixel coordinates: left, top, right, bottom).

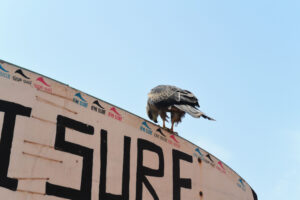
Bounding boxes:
0 64 10 79
12 69 32 85
34 77 52 93
195 148 203 157
168 134 180 148
153 128 167 142
140 121 152 135
91 100 106 115
156 128 166 137
152 128 180 148
193 149 215 167
153 128 168 142
73 93 88 108
216 161 226 174
206 154 214 163
108 107 122 121
37 77 50 87
169 135 179 143
237 178 246 191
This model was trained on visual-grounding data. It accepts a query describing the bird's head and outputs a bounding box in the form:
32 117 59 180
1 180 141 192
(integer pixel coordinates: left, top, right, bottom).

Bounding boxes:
146 103 158 123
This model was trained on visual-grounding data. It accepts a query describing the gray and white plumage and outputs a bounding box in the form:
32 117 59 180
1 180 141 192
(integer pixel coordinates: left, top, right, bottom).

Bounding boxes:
147 85 215 132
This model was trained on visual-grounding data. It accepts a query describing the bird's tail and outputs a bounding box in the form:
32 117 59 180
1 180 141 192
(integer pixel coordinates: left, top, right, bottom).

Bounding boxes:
174 104 215 121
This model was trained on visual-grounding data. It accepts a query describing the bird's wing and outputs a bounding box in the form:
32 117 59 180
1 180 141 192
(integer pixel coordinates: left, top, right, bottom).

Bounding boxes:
148 85 199 107
173 87 199 107
174 104 215 120
148 85 178 105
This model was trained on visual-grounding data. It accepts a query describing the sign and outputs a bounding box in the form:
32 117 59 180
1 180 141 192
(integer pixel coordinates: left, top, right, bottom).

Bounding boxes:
0 60 257 200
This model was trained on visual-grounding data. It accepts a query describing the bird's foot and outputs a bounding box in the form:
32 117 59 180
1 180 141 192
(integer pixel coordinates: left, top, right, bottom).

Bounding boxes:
171 131 178 136
161 127 178 135
162 127 169 131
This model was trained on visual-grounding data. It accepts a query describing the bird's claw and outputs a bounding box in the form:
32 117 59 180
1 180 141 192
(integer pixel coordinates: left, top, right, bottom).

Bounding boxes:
162 127 170 132
161 127 178 135
171 131 178 136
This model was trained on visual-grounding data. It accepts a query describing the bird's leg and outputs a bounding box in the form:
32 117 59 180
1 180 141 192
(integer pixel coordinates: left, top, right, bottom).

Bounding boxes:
170 120 174 133
160 112 168 130
170 110 180 135
170 111 175 133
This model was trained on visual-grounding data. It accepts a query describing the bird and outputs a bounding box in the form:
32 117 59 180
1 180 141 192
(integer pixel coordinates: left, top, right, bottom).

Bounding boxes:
146 85 215 133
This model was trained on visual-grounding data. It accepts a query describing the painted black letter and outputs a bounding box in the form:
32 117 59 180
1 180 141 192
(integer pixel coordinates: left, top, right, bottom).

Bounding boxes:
0 100 31 191
136 139 164 200
46 115 94 200
172 149 193 200
99 129 131 200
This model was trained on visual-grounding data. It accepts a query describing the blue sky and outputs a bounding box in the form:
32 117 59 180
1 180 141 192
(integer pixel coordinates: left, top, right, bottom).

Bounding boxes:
1 1 299 199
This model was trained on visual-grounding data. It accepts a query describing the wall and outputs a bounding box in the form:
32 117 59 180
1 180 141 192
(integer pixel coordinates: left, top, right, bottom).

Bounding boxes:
0 60 257 200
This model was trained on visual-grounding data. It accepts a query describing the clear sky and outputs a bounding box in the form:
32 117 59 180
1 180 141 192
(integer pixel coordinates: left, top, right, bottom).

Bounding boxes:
1 1 299 199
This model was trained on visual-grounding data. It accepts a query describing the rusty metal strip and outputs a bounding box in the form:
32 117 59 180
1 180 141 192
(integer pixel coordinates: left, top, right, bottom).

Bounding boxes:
22 152 63 163
36 88 73 102
24 140 54 149
31 115 56 124
36 96 77 114
17 189 45 196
